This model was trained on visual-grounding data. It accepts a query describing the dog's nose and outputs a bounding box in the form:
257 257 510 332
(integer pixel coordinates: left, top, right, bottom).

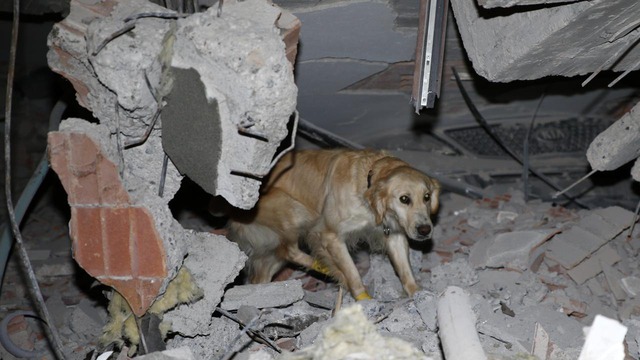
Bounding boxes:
417 224 432 237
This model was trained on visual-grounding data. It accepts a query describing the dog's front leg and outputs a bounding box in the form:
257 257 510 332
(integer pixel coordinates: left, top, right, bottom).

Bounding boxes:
386 234 419 296
323 233 371 300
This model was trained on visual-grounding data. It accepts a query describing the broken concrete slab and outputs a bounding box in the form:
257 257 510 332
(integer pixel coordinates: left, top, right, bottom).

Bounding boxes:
450 0 640 81
167 0 298 209
220 280 304 311
469 229 556 270
592 206 636 230
566 245 621 284
577 212 625 243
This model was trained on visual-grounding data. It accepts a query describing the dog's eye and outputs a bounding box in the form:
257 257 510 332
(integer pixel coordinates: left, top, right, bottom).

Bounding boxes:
424 193 430 202
399 195 411 204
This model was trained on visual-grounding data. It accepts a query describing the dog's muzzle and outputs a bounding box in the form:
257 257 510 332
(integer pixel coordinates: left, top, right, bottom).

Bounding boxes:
415 224 433 240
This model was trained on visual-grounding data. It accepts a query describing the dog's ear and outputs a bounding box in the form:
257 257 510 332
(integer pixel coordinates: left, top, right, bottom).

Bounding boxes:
429 179 441 214
365 182 386 225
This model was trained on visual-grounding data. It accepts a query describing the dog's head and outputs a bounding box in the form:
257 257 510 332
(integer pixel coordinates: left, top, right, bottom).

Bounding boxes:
365 157 441 241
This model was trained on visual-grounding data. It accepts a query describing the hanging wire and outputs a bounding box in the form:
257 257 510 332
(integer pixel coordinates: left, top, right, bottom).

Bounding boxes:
4 0 67 358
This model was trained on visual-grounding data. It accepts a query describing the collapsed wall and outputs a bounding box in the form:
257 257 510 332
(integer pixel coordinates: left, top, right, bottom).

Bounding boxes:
46 0 299 332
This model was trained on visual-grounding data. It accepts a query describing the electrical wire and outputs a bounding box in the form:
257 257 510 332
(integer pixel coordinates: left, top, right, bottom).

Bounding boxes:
4 0 66 358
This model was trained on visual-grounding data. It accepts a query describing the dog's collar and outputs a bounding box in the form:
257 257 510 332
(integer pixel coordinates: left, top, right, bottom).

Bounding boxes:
383 224 390 236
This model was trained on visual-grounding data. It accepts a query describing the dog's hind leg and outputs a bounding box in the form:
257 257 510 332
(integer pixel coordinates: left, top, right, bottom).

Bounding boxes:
248 254 287 283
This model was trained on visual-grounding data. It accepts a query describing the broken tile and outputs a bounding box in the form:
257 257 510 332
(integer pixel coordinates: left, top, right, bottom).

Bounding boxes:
566 245 621 285
220 280 304 310
469 229 556 270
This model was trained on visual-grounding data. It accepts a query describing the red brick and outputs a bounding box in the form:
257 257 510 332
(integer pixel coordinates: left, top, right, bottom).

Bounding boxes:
97 158 129 205
70 207 105 275
103 207 133 276
48 133 76 204
69 134 101 205
131 207 166 278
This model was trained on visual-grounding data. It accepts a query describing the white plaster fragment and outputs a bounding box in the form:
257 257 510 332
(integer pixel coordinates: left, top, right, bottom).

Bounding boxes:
578 315 627 360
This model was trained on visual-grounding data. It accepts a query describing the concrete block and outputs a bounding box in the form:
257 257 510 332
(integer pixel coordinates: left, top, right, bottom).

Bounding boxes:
588 103 640 172
450 0 640 81
566 245 621 284
469 229 556 270
220 280 304 310
578 315 627 360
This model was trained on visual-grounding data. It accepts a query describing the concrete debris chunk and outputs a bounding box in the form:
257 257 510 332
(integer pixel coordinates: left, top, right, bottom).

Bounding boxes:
566 245 621 285
621 276 640 297
164 233 246 337
280 304 430 360
362 254 405 301
546 235 591 270
578 315 627 360
414 290 438 332
469 229 556 270
587 103 640 172
601 263 627 301
220 280 304 310
135 347 196 360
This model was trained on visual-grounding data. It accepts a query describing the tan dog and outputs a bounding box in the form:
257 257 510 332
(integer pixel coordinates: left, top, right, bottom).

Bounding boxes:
225 149 441 300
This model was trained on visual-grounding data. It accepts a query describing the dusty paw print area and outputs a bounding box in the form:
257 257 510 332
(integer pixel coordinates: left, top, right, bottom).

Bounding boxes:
2 0 640 359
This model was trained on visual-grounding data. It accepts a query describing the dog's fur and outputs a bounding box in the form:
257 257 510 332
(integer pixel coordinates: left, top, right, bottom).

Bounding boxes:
224 149 441 299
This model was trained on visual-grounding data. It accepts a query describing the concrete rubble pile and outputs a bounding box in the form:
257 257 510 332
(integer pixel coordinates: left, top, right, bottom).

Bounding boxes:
139 190 635 359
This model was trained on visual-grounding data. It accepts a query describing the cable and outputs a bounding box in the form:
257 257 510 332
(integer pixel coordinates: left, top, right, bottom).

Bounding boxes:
4 0 66 358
